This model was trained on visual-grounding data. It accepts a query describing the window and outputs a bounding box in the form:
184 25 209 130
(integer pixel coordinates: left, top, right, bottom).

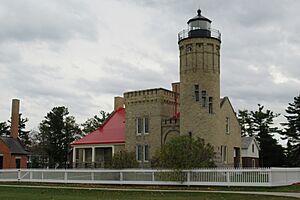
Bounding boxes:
208 97 213 113
221 145 227 163
252 159 255 168
136 145 142 161
136 117 149 135
186 44 192 53
194 85 199 101
144 117 149 134
15 158 21 169
252 144 255 153
144 145 149 162
136 118 143 135
202 91 206 107
225 117 230 134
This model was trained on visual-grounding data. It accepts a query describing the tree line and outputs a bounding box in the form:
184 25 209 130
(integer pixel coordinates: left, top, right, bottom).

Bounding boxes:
0 106 110 168
0 94 299 168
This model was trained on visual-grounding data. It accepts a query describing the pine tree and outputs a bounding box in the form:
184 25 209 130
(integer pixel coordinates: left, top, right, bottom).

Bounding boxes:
250 104 284 167
0 121 10 136
81 110 110 134
281 95 300 166
39 106 82 168
18 114 31 146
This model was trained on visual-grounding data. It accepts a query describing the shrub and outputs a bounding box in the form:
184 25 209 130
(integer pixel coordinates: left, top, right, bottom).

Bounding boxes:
153 135 215 169
109 150 139 169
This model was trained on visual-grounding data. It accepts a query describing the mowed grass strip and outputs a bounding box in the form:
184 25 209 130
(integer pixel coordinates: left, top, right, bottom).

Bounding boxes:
0 186 298 200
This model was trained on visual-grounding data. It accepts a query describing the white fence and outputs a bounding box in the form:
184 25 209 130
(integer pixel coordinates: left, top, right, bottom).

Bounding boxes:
0 168 299 187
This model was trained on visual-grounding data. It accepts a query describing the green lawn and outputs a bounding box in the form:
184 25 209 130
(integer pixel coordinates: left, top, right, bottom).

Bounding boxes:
0 186 298 200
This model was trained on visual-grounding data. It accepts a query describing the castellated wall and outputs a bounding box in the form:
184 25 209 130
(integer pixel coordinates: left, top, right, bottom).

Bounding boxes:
124 88 178 167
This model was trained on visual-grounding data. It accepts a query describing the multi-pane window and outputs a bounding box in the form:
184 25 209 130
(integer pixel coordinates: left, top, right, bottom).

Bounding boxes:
202 90 206 107
144 145 149 162
144 117 149 134
136 118 143 135
194 85 199 102
136 117 149 135
221 145 227 163
225 117 230 134
208 97 213 113
136 145 142 161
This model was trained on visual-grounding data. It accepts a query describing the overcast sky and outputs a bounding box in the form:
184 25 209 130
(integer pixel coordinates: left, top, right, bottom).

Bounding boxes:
0 0 299 133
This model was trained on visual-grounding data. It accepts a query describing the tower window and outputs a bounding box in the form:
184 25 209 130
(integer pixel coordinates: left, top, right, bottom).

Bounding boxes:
136 118 143 135
136 117 150 135
208 97 213 113
252 144 255 153
202 90 206 107
144 117 149 134
225 117 230 134
194 85 199 101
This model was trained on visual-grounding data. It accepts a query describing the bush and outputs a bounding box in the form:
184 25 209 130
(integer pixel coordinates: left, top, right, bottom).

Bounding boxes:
153 135 215 169
109 150 139 169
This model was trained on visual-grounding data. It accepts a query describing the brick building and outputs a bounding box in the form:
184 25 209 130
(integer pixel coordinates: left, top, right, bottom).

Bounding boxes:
72 10 244 168
0 99 28 169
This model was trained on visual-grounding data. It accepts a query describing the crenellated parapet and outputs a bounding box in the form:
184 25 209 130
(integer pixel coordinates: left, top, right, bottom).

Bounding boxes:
124 88 179 106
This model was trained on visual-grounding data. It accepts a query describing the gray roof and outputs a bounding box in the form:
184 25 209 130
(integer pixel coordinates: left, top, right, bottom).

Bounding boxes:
0 137 28 155
241 137 255 149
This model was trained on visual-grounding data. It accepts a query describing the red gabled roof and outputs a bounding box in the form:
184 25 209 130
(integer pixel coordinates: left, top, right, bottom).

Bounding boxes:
72 108 125 145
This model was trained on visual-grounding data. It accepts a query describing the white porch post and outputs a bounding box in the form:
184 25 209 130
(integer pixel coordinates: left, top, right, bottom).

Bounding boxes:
92 147 95 168
72 147 76 168
83 148 86 163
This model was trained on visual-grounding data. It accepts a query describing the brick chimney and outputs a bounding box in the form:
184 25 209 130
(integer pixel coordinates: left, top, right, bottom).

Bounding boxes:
114 96 124 111
10 99 20 139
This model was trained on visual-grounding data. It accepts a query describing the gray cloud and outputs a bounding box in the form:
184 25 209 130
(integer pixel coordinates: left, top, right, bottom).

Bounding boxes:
0 0 299 132
0 0 98 43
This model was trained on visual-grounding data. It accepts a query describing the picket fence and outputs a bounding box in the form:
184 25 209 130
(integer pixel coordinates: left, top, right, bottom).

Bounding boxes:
0 168 299 187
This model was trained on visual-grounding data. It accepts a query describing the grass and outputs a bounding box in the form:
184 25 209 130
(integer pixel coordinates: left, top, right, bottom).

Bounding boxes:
0 186 299 200
2 182 300 193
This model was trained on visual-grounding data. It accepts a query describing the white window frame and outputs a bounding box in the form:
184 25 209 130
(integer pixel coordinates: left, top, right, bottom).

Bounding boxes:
221 145 227 163
136 145 142 162
144 117 149 135
136 118 143 135
144 145 149 162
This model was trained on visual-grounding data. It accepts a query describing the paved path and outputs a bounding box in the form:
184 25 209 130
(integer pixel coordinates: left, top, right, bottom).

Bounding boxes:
0 184 299 198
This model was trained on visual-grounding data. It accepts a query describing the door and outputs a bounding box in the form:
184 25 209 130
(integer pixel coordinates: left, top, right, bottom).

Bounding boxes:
234 147 241 168
16 158 21 169
0 156 3 169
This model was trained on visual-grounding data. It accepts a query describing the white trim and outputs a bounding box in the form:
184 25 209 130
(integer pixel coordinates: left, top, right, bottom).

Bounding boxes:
72 144 118 149
0 154 3 156
144 117 149 135
136 145 142 162
136 118 142 136
144 144 149 162
72 147 76 163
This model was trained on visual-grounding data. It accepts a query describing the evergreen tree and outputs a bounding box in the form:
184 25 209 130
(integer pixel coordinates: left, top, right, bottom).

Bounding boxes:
39 106 82 168
237 110 254 136
281 95 300 166
250 104 285 167
81 110 110 134
0 121 10 136
18 114 31 146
